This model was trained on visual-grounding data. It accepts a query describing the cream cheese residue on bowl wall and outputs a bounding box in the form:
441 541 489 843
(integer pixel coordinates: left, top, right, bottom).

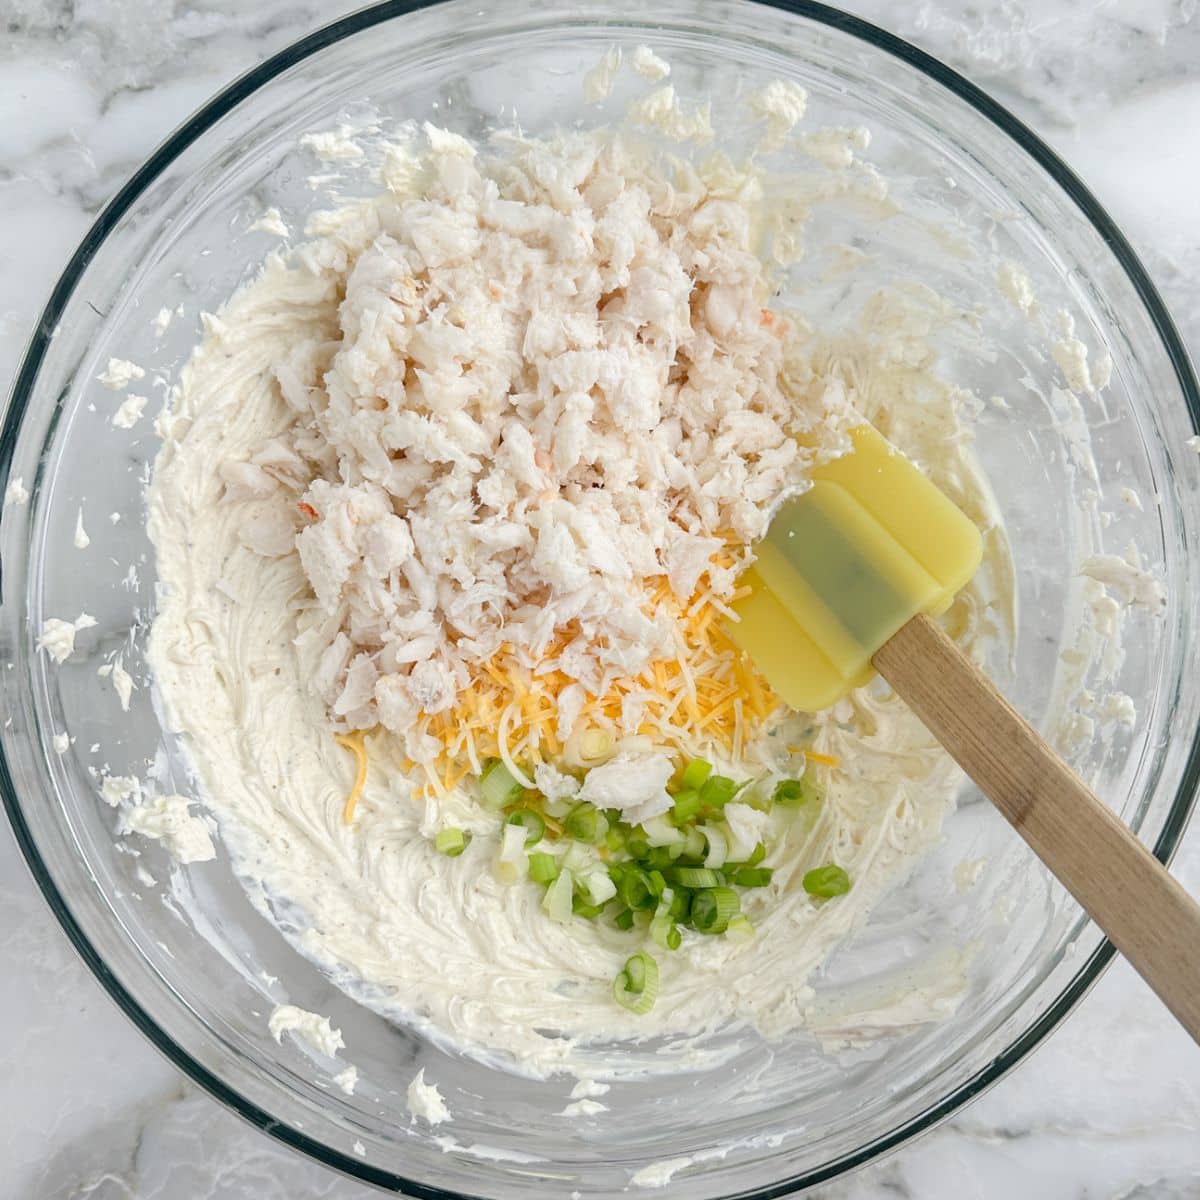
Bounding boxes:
408 1068 452 1125
268 1003 345 1056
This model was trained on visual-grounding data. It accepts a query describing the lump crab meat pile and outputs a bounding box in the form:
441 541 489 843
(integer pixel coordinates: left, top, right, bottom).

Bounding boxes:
227 126 852 762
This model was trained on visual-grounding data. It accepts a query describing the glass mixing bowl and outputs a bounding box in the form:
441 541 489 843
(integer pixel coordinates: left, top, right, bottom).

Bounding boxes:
2 1 1198 1196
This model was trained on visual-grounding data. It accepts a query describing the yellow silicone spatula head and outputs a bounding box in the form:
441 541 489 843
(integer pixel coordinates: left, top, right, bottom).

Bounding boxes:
727 426 1200 1047
728 424 982 712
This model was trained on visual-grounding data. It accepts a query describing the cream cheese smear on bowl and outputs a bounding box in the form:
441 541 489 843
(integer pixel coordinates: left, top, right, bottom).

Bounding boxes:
136 48 1087 1081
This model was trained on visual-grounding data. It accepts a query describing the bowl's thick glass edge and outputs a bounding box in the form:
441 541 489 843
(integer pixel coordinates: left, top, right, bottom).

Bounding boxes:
2 0 1198 1196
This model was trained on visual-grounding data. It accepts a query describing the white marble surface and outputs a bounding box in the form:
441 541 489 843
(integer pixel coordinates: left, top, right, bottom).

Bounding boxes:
2 1 1199 1197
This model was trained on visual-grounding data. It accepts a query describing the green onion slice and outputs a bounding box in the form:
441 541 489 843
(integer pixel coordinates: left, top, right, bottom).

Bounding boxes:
641 814 684 847
565 802 609 844
624 828 651 859
671 789 702 825
528 851 559 884
581 867 618 906
667 866 724 889
613 952 660 1014
733 867 773 888
573 895 607 919
668 888 691 922
725 842 767 870
701 825 728 869
505 807 545 843
649 913 682 951
802 864 851 897
725 913 755 941
480 759 524 809
681 758 713 791
690 886 740 934
434 828 470 857
543 869 575 922
773 776 821 808
614 866 656 911
699 774 738 813
680 826 706 860
641 845 680 871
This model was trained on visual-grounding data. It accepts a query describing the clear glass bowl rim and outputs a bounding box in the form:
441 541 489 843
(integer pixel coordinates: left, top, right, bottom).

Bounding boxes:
2 1 1199 1195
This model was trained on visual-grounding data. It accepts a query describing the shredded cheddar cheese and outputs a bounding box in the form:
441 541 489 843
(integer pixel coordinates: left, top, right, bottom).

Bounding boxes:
394 569 785 802
787 746 842 769
803 749 841 768
335 731 368 823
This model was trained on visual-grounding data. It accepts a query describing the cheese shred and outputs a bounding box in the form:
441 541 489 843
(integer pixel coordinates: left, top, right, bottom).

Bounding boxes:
335 731 369 824
404 563 784 800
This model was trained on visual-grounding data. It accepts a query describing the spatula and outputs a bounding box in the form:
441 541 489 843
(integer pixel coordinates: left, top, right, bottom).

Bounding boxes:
729 423 1200 1043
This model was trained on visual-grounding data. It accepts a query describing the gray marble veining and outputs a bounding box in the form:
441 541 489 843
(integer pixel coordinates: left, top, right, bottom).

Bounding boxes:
1 2 1198 1197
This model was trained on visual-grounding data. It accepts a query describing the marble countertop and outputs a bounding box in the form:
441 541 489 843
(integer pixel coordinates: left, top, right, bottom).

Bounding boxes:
2 2 1199 1197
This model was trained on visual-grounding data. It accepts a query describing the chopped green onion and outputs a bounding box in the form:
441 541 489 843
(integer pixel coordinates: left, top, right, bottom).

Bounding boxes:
641 845 682 871
562 840 596 873
647 868 667 898
668 888 691 922
733 867 773 888
565 802 609 844
613 952 660 1014
802 864 851 897
625 952 651 991
649 913 681 951
801 868 849 897
701 825 728 869
614 866 656 911
614 907 635 931
642 814 684 847
580 867 618 906
681 758 713 791
494 823 530 885
543 868 575 922
541 794 574 819
435 828 471 857
725 914 755 941
667 866 724 889
671 789 702 825
699 774 738 813
690 886 740 934
648 912 671 944
480 759 524 809
680 826 706 860
573 895 608 919
721 817 761 864
506 807 545 844
528 852 559 884
773 776 820 809
604 825 627 854
726 843 768 871
624 828 650 859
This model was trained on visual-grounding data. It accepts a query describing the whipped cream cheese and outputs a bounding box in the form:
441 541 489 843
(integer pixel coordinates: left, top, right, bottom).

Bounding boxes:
407 1068 451 1124
268 1004 345 1057
37 613 96 664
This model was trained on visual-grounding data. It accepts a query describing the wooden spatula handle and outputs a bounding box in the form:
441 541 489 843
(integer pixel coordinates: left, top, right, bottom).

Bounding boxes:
874 612 1200 1043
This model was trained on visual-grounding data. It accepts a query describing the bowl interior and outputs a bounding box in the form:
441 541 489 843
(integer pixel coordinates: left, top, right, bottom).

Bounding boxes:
3 2 1198 1197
